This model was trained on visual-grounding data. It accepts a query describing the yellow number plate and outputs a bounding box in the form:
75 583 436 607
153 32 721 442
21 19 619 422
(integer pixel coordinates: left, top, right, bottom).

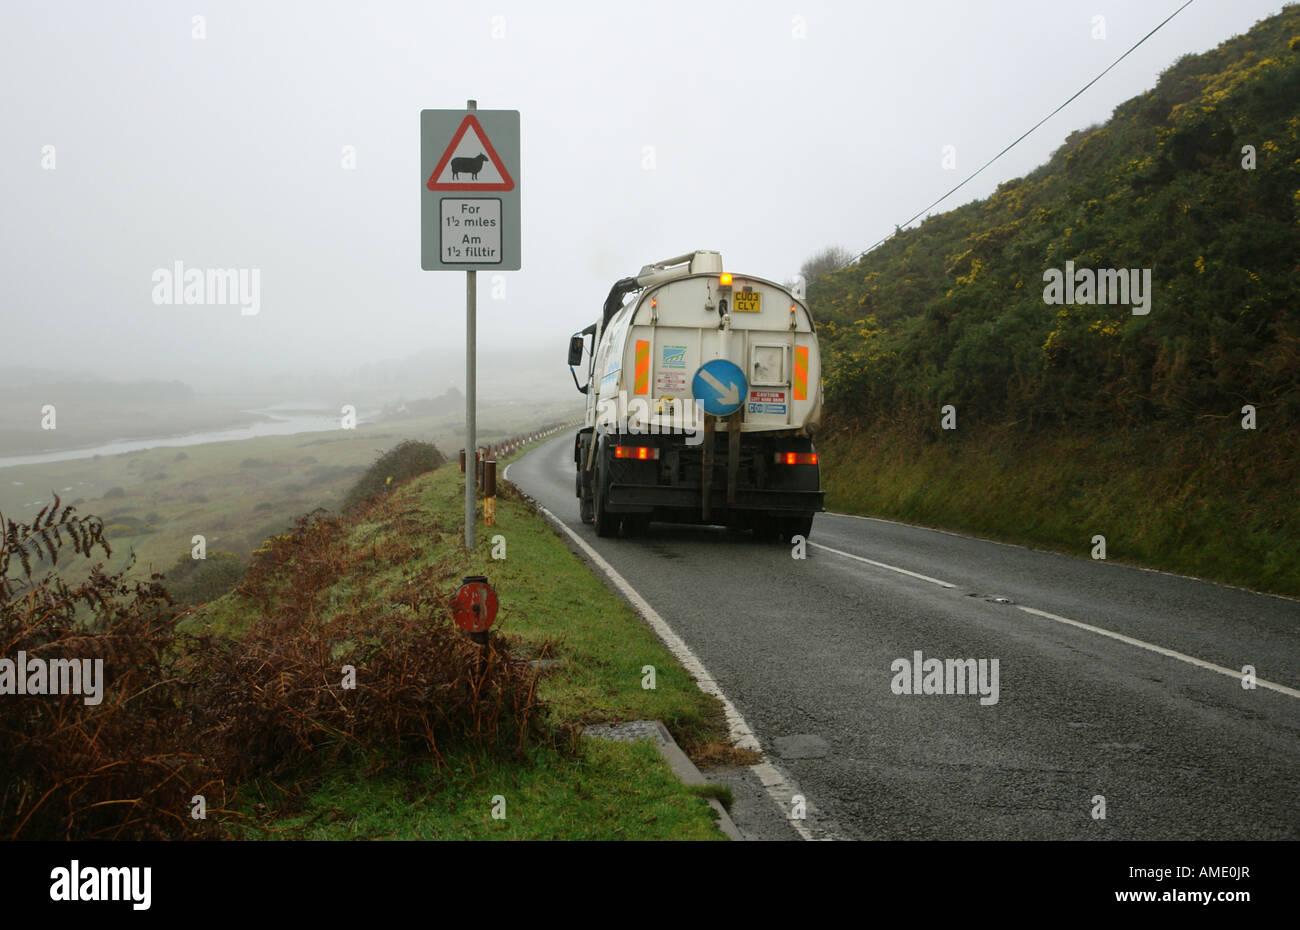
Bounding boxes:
734 291 761 313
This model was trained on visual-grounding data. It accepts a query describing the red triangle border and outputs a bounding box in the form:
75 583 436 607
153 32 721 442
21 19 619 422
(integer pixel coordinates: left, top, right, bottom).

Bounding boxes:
426 114 515 191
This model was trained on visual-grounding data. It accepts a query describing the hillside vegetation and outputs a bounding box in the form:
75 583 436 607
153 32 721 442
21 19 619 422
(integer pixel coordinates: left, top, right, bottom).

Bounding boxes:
811 7 1300 594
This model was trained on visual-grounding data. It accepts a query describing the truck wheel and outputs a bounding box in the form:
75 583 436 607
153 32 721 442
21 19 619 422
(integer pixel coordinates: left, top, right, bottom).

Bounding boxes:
782 513 814 541
593 445 619 538
752 515 781 542
577 433 594 522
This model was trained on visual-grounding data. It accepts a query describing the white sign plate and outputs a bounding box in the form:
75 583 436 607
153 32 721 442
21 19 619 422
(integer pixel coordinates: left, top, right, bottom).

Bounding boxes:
440 198 501 264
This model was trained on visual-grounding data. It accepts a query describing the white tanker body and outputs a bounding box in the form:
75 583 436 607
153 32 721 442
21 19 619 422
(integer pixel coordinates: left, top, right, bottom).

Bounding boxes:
566 250 825 539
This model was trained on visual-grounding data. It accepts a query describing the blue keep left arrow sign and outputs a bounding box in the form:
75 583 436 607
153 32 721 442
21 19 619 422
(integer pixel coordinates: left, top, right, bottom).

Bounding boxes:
692 359 747 416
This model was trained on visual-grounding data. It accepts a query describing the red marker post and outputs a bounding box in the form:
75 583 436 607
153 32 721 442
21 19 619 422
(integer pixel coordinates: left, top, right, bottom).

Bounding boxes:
452 576 499 668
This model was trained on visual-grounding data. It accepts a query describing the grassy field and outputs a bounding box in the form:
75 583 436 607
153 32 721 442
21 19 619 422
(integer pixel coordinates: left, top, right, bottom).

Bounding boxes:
1 419 440 584
0 402 574 585
819 422 1300 598
188 459 732 840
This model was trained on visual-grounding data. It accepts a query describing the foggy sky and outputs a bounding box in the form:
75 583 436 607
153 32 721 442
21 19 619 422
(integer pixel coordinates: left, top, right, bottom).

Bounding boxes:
0 0 1287 394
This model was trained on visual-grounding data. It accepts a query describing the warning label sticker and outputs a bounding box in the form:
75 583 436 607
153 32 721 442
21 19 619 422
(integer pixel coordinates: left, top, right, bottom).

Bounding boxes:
747 389 787 415
656 371 688 394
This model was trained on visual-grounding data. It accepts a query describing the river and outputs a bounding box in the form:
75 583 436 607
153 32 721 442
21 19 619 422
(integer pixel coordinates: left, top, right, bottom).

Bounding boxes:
0 410 376 470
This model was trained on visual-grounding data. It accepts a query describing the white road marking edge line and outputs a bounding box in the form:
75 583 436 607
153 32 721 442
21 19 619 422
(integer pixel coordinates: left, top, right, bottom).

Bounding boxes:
1017 605 1300 699
529 500 826 840
508 460 843 839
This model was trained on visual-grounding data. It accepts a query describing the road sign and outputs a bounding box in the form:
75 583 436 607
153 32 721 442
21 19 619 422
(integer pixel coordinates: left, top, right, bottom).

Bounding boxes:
426 114 514 191
439 198 501 264
692 359 747 416
422 103 520 549
452 576 499 633
421 108 520 271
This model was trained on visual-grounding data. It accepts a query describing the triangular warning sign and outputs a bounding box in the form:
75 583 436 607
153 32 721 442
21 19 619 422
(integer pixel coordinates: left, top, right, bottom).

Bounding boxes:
426 114 515 191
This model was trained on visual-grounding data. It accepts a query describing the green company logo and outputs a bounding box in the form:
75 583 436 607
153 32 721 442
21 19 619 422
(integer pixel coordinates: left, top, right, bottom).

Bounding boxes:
662 346 686 369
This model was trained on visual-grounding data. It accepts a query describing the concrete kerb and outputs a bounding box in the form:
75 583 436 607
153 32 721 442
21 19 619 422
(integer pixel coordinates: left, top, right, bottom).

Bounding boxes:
584 721 744 841
502 464 745 841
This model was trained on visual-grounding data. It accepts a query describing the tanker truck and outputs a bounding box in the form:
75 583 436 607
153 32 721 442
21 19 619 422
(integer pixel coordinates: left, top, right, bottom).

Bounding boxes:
565 250 824 540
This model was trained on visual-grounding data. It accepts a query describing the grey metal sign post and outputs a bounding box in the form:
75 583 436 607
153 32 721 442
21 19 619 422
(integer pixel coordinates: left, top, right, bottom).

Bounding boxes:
421 101 521 548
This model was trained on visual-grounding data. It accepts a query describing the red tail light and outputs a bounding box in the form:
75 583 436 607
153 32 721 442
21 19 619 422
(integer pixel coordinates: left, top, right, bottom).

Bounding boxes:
775 452 818 465
614 445 660 460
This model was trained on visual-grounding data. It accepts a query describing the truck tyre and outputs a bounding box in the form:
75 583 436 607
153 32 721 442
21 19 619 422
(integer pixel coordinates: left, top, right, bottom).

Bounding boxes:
782 513 815 541
578 434 595 523
752 515 781 542
593 442 619 538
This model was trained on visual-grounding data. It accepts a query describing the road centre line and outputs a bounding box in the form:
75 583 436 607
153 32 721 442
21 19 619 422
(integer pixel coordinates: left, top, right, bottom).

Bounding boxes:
1017 605 1300 699
808 541 958 588
808 533 1298 699
824 510 1300 603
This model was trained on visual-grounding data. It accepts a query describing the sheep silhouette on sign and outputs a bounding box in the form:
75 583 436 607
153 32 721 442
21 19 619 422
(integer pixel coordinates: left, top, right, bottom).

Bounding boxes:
451 153 490 180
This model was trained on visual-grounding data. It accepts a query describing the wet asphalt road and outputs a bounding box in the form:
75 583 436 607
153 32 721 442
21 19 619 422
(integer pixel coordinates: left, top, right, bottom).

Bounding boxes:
508 435 1300 840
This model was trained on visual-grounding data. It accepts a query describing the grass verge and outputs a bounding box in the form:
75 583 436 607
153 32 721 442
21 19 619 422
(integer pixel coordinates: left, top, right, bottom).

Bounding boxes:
189 460 731 840
819 422 1299 597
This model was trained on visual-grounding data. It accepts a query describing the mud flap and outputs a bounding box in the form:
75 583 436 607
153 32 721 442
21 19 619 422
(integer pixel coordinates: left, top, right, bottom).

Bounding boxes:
725 409 742 505
701 414 714 521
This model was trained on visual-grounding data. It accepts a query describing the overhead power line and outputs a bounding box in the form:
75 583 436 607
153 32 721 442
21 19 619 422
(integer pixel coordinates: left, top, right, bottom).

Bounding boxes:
843 0 1196 268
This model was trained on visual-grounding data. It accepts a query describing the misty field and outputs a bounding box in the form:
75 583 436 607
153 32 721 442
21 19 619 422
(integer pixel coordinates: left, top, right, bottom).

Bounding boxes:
0 400 576 590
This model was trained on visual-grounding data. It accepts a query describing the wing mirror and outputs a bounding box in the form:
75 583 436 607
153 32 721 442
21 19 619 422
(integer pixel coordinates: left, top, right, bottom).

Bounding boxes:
567 335 585 367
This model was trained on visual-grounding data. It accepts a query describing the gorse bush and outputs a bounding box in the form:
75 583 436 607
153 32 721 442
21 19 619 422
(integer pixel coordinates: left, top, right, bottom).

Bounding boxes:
810 7 1300 434
164 549 247 611
342 440 446 511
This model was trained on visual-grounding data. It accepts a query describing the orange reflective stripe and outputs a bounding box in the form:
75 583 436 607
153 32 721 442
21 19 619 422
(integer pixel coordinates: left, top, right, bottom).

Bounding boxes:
793 345 809 400
634 340 650 394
